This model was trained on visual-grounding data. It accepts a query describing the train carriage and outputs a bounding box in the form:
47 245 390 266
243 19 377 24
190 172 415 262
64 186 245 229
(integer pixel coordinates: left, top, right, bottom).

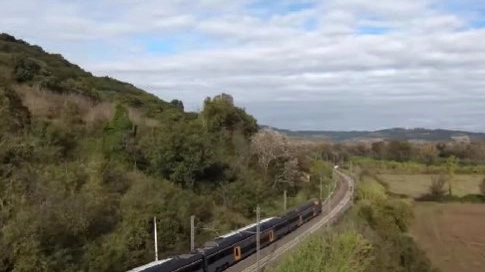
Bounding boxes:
198 217 280 272
275 198 322 236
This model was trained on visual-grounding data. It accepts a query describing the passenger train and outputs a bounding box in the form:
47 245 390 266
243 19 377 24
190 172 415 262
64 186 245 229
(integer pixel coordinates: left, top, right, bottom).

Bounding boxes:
128 198 323 272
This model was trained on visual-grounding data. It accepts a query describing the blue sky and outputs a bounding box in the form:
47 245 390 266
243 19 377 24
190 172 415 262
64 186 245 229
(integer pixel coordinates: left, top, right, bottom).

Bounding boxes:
1 0 485 131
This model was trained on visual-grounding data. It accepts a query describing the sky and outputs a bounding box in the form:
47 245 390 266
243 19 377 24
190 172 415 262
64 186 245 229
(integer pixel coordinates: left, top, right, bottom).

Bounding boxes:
1 0 485 131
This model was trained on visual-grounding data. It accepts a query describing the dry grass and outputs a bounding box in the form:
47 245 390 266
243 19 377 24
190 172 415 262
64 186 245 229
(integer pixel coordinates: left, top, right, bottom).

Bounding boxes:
15 86 159 127
84 102 115 124
17 85 68 119
379 174 483 198
128 107 160 128
411 203 485 272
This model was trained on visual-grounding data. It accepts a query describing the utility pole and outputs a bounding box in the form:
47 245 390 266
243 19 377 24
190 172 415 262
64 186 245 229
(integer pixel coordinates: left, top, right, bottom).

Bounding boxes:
154 216 158 261
333 165 339 193
283 190 287 211
327 168 335 228
327 179 331 228
319 176 323 201
190 215 195 251
256 205 261 272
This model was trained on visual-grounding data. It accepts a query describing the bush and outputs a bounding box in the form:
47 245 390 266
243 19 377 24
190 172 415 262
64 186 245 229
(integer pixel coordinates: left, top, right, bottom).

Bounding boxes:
480 178 485 196
13 56 41 82
270 230 373 272
428 174 447 200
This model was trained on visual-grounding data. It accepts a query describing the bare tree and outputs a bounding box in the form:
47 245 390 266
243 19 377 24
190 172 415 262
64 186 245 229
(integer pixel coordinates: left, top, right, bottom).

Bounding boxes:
274 157 301 188
250 128 291 182
429 174 447 199
446 156 458 196
416 143 438 166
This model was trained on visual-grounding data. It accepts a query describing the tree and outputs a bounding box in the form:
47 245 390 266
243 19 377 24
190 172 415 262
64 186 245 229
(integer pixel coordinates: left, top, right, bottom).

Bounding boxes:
250 128 290 183
386 140 413 162
446 155 458 196
309 160 331 182
170 99 184 111
480 178 485 196
142 121 217 189
13 55 41 82
213 93 234 105
428 174 447 200
370 141 387 160
274 157 300 188
415 143 438 166
200 94 258 139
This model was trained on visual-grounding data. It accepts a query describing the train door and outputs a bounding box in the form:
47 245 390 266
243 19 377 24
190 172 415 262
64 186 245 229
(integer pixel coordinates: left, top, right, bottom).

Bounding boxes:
233 246 241 261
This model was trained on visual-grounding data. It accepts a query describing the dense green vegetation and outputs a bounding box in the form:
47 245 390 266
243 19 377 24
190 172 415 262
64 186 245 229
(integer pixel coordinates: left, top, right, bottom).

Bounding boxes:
0 34 331 272
270 174 438 272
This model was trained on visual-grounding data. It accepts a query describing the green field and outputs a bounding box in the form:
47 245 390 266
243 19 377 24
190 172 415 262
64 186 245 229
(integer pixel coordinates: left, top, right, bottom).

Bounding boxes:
378 174 483 198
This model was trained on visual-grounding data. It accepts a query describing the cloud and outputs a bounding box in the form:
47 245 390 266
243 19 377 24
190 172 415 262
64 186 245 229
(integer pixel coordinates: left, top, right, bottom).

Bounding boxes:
1 0 485 131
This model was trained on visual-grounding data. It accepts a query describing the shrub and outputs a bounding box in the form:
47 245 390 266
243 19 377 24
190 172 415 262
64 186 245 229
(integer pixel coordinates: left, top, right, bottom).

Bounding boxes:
480 178 485 196
427 174 448 200
270 230 373 272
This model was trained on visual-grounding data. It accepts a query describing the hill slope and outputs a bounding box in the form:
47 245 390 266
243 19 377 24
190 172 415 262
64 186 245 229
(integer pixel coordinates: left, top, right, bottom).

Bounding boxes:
0 33 179 118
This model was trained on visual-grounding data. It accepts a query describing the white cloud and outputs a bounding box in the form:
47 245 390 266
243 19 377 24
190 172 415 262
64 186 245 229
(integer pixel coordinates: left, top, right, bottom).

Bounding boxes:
1 0 485 131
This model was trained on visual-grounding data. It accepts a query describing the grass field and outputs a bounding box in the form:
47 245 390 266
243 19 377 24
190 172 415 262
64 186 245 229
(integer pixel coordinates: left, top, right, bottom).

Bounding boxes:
378 174 483 198
411 203 485 272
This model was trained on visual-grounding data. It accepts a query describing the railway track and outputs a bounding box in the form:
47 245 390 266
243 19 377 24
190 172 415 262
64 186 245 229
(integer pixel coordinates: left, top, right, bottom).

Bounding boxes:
225 170 354 272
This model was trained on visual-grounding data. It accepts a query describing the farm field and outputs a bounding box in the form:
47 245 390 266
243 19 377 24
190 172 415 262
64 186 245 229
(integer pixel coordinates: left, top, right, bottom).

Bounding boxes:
378 174 482 198
411 203 485 272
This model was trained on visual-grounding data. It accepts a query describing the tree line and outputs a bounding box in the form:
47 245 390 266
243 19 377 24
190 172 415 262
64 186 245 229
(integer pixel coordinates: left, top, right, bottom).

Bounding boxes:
311 139 485 167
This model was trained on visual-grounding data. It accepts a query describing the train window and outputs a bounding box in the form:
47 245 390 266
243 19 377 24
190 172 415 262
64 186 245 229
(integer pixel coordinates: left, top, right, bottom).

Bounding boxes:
305 212 312 219
275 223 286 231
242 241 256 253
269 230 274 242
260 233 271 244
209 247 234 264
234 246 241 261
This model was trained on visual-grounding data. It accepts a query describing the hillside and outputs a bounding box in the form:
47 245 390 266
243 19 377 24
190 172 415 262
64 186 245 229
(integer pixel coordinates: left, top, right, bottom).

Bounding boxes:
0 33 181 118
0 33 323 272
264 126 485 142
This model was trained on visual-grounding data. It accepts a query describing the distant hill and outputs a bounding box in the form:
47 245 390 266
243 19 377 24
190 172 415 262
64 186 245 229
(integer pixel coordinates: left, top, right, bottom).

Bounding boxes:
262 126 485 142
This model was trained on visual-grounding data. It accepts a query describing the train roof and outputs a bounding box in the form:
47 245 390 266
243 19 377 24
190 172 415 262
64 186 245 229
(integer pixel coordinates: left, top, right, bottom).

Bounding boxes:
216 217 275 239
280 198 319 218
198 217 280 255
126 253 203 272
